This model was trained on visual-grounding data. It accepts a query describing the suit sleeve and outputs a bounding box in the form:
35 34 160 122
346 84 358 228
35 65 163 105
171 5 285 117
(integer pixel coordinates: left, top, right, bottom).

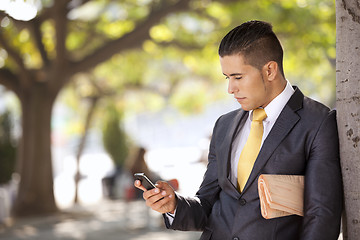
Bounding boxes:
164 117 222 231
301 110 343 240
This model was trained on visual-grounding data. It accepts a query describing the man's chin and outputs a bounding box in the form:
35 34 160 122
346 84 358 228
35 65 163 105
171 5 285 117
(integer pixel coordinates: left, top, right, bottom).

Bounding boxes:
239 104 251 111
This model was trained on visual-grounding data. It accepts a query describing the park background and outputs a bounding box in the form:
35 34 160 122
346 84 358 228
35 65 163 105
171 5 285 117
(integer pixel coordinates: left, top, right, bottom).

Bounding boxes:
0 0 356 239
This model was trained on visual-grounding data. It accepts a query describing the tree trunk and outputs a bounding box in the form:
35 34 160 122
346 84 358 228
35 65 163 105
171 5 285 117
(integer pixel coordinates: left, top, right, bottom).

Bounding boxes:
12 82 58 216
336 0 360 239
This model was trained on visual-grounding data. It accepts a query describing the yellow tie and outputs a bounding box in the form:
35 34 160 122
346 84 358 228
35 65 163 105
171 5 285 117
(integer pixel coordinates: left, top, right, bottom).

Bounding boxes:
237 108 267 192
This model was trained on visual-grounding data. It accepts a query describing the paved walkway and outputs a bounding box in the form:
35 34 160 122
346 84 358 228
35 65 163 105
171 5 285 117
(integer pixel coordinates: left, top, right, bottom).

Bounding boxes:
0 200 201 240
0 199 344 240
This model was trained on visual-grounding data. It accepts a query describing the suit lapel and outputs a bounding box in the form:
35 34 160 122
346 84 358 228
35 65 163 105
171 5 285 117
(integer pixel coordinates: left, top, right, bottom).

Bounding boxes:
240 87 304 195
219 109 248 198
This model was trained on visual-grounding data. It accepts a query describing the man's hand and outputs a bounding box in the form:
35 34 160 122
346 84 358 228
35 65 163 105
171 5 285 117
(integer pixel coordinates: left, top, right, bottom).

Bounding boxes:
134 180 177 214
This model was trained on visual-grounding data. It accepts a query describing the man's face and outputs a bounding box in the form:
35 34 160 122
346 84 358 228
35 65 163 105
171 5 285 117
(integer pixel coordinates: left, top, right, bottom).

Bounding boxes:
220 54 271 111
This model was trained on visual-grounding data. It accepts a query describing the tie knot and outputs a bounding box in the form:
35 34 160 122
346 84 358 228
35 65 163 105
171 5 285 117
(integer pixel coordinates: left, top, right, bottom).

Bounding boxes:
252 108 267 122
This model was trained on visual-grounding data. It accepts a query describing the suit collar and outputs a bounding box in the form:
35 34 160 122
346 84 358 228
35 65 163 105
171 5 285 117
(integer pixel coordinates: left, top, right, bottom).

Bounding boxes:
263 80 295 125
287 86 303 111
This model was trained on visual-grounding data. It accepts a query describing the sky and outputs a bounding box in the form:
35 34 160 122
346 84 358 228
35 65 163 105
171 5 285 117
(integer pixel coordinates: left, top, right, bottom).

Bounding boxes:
0 0 38 21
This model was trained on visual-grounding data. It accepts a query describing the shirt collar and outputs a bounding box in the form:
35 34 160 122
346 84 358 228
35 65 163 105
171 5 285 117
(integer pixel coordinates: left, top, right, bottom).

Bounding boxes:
249 80 294 123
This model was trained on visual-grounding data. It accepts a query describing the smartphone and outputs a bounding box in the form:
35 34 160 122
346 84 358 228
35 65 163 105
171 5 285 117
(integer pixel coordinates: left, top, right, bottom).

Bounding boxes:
134 173 156 190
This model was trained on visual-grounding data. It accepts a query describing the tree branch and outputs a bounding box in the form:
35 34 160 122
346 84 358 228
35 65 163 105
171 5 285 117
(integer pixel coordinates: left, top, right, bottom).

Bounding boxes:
68 0 92 9
0 35 24 72
1 11 50 68
157 40 203 51
29 19 50 67
0 68 21 98
68 21 109 59
0 11 29 31
36 0 72 23
68 0 192 76
217 0 244 3
53 0 69 70
0 14 40 92
36 5 55 23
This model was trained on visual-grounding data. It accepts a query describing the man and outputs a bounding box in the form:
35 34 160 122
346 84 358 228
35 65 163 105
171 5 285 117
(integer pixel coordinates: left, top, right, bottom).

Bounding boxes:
135 20 343 240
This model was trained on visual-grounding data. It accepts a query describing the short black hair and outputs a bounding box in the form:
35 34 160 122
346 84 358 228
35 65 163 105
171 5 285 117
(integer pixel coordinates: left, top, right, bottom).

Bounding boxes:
218 20 285 78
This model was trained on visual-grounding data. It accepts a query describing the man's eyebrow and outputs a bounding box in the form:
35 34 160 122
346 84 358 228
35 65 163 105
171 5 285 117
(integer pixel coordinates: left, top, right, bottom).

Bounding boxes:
223 73 243 76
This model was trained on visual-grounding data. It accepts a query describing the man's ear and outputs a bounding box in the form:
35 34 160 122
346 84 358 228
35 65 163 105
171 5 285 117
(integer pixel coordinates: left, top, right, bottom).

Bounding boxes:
262 61 278 81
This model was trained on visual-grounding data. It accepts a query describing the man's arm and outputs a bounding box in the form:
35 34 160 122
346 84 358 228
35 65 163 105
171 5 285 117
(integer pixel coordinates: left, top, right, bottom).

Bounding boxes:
165 117 222 231
301 110 343 240
135 117 223 231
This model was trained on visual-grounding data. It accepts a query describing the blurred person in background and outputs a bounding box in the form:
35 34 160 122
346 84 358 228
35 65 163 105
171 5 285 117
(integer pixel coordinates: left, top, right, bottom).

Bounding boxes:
135 20 342 240
129 147 159 199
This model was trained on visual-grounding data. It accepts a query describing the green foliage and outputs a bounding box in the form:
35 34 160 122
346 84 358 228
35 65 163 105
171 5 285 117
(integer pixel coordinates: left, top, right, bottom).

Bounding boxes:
150 0 336 106
102 105 129 167
0 110 17 184
74 0 336 118
1 0 338 138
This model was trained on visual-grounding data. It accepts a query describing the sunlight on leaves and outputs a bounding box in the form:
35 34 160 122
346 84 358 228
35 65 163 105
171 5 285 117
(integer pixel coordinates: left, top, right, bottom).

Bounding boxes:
101 21 135 39
150 25 174 42
206 2 231 27
142 40 158 54
41 21 56 59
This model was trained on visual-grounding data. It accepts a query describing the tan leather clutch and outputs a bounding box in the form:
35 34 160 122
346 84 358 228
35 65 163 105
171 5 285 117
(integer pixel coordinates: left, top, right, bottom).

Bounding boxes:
258 174 304 219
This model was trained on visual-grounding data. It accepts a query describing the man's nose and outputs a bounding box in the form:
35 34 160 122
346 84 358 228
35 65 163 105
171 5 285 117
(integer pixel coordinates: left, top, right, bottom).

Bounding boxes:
228 80 236 94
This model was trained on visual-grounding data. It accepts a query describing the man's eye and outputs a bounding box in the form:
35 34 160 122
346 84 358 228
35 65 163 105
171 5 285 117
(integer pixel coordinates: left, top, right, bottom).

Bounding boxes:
225 76 229 80
235 77 242 80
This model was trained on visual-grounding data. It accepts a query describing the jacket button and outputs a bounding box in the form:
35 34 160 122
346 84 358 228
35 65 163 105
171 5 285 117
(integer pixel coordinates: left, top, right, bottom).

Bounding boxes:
233 237 239 240
239 198 246 206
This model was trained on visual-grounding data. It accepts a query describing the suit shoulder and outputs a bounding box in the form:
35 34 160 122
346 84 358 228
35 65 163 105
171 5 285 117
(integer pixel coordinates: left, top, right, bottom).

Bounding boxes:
217 108 243 123
221 108 242 118
290 87 334 118
210 109 244 132
301 96 335 121
303 96 332 112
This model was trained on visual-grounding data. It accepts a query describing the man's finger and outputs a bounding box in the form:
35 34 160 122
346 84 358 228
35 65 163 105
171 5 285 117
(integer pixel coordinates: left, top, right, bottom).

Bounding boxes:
145 190 167 206
156 181 175 193
151 193 176 213
143 187 161 199
134 180 147 192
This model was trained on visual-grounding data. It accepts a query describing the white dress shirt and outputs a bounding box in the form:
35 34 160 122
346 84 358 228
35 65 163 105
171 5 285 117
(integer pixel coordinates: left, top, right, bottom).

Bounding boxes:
230 80 294 186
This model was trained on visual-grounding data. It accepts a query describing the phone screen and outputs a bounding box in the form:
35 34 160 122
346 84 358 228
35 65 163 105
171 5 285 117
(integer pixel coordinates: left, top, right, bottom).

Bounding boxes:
134 173 156 190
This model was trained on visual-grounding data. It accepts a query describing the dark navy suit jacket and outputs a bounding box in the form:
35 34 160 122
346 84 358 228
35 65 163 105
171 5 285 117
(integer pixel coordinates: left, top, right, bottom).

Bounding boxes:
165 87 343 240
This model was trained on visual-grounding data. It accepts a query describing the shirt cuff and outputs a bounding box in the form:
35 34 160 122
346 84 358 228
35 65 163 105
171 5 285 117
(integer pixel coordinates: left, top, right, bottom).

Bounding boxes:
165 209 176 225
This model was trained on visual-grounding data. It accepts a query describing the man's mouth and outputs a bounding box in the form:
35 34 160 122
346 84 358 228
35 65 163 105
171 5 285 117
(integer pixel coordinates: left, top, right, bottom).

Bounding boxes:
235 97 246 101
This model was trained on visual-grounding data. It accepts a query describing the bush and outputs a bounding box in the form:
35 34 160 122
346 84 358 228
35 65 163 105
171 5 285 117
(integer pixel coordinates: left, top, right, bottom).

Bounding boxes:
102 106 129 168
